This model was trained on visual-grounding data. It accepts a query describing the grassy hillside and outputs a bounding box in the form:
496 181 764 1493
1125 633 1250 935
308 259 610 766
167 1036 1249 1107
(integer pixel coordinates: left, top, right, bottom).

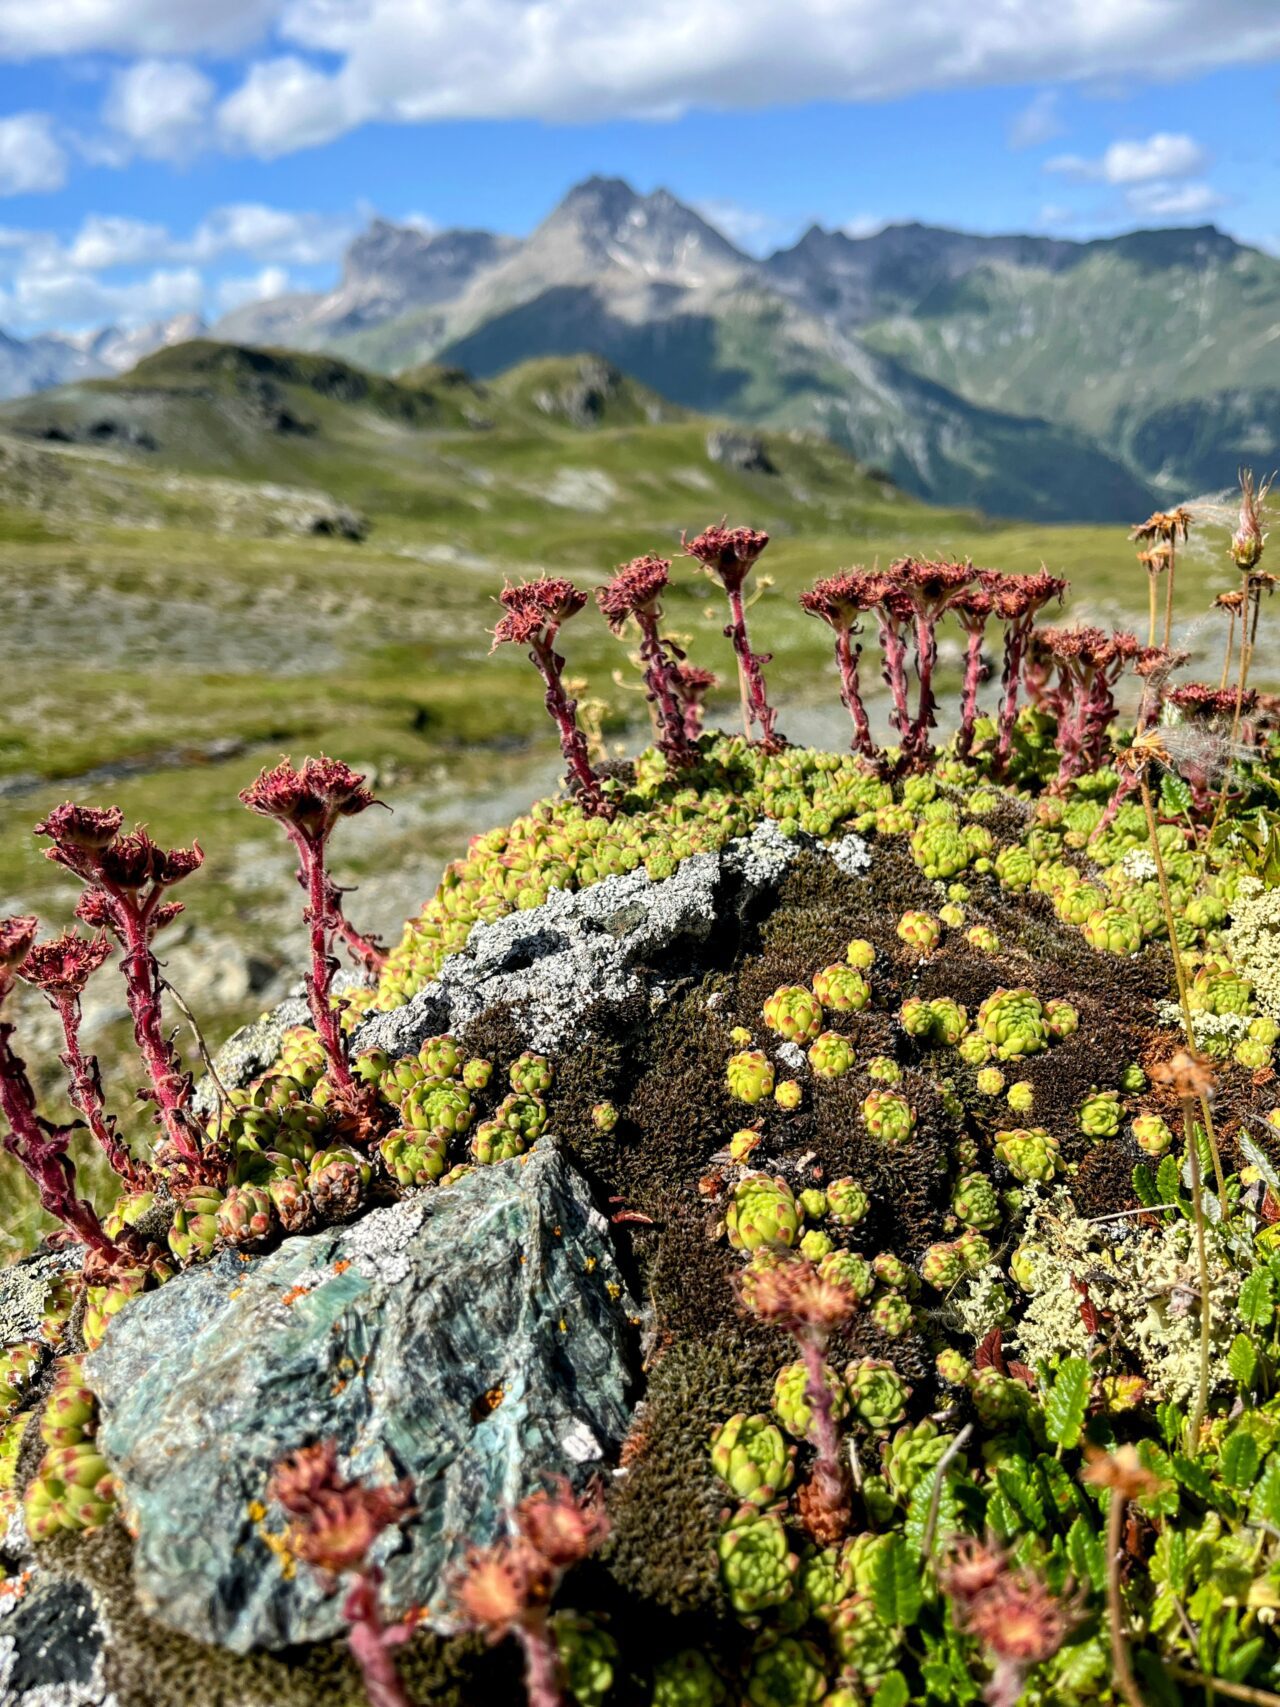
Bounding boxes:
0 340 1250 1250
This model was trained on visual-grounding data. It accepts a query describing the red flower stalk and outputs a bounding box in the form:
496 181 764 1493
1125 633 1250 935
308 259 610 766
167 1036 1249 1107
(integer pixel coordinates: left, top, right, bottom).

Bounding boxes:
952 589 994 758
892 558 976 765
941 1536 1074 1707
454 1479 608 1707
240 757 383 1095
1030 626 1140 787
19 931 147 1186
869 582 917 758
738 1258 855 1544
493 578 612 816
0 916 122 1260
597 557 696 768
670 663 717 745
35 806 210 1178
799 570 885 761
979 571 1068 771
271 1441 416 1707
683 525 782 751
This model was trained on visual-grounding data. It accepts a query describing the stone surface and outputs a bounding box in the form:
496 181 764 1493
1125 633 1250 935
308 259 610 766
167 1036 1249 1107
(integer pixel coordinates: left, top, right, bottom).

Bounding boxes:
354 818 803 1060
86 1140 634 1653
0 1577 115 1707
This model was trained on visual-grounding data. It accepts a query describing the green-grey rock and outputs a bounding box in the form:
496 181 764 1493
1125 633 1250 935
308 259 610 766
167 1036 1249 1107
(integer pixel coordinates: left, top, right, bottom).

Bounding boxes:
86 1139 633 1653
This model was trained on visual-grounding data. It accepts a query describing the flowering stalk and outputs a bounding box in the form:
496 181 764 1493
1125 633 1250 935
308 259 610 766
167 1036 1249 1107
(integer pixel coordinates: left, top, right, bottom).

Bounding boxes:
1215 589 1244 691
1131 507 1191 651
20 931 147 1186
684 526 781 751
0 917 122 1260
270 1441 415 1707
597 557 696 768
940 1536 1074 1707
738 1257 854 1544
35 805 209 1177
1083 1447 1167 1707
240 757 384 1095
1029 626 1139 789
895 558 976 765
872 589 915 757
980 571 1067 772
493 578 613 816
671 663 717 745
799 570 887 761
455 1479 609 1707
952 589 992 756
1211 472 1273 835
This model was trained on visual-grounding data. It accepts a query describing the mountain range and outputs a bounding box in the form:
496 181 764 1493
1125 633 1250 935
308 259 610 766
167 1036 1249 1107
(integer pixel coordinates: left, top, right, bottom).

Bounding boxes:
7 176 1279 520
0 312 207 403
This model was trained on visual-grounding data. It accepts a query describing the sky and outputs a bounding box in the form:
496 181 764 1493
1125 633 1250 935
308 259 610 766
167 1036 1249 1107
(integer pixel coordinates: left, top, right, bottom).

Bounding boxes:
0 0 1277 336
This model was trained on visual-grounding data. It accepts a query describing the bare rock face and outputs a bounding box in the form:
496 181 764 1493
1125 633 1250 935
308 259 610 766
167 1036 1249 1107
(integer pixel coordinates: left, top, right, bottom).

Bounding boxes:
85 1140 634 1653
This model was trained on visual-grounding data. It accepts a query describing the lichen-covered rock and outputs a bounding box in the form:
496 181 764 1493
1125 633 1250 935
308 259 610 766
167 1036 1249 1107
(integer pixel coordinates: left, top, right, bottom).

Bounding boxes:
85 1139 634 1653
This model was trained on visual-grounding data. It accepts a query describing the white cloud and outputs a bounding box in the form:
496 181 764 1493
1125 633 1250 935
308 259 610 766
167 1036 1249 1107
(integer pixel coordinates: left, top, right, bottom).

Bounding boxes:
0 113 67 195
692 198 784 253
201 1 1280 155
1125 180 1225 219
1009 90 1063 150
1047 131 1206 184
103 58 215 161
189 203 350 264
67 213 171 268
842 214 886 239
0 0 278 57
6 261 203 328
215 263 292 311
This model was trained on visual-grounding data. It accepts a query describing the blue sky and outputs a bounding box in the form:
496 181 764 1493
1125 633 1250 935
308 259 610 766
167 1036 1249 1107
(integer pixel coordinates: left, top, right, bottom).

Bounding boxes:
0 1 1277 335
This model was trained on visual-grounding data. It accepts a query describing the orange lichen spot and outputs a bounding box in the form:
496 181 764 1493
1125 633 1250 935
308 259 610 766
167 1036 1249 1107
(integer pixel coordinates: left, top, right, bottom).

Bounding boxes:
470 1385 505 1422
333 1259 351 1274
280 1284 309 1307
583 1256 598 1273
606 1282 621 1300
247 1498 267 1522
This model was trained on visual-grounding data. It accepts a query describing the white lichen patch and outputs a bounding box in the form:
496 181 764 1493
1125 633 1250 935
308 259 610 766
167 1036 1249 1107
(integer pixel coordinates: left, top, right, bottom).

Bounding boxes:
1225 875 1280 1021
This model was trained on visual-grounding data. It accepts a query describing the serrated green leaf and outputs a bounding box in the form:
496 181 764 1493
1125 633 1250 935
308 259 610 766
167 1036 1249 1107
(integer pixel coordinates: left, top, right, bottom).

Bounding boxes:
1154 1525 1189 1596
1054 1636 1109 1692
905 1462 961 1557
1132 1162 1161 1208
1036 1452 1085 1525
1065 1514 1106 1594
872 1674 910 1707
996 1455 1047 1529
1137 1441 1179 1516
1240 1270 1275 1328
1045 1356 1090 1449
1156 1400 1184 1449
1155 1153 1183 1207
1171 1453 1213 1502
1221 1430 1262 1488
1160 772 1194 817
870 1533 923 1627
984 1485 1018 1543
1228 1332 1261 1391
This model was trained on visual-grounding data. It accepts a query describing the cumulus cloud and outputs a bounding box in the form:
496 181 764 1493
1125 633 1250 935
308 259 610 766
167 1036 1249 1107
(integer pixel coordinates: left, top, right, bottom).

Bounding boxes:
1008 90 1064 150
215 263 292 311
1125 180 1225 219
1047 131 1207 184
4 260 204 328
203 0 1280 155
0 113 67 196
103 59 216 160
61 204 352 270
0 0 277 57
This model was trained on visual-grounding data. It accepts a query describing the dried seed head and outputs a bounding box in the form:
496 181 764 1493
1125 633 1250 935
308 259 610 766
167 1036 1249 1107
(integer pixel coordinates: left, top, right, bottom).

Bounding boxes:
20 931 111 997
596 556 670 631
1150 1048 1216 1103
1081 1442 1166 1502
34 804 123 852
683 524 769 592
0 915 38 975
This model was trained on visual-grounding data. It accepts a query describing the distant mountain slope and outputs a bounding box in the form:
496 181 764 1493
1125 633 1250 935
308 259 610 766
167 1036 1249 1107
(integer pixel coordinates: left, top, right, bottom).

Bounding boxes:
0 313 206 402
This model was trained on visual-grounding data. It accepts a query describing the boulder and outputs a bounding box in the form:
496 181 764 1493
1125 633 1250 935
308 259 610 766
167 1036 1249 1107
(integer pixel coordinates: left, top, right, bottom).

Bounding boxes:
86 1140 634 1653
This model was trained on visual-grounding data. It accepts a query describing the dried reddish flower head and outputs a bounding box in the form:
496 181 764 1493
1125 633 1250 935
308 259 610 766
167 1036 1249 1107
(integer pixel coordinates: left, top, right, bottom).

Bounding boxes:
455 1545 537 1636
1081 1442 1166 1503
596 556 670 632
1168 681 1255 718
514 1478 608 1570
0 915 38 976
1151 1047 1216 1103
953 589 994 626
34 804 123 852
940 1536 1006 1602
893 556 975 605
799 569 891 631
240 756 378 839
1131 507 1192 547
98 829 204 891
20 931 111 997
1231 472 1270 571
270 1440 413 1577
1215 588 1246 613
738 1256 854 1335
964 1571 1072 1666
672 663 716 700
683 524 769 591
983 570 1067 623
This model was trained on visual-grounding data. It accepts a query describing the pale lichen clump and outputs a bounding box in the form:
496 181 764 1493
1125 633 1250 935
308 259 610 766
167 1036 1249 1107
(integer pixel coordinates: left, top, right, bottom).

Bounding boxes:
1223 874 1280 1021
1011 1192 1241 1406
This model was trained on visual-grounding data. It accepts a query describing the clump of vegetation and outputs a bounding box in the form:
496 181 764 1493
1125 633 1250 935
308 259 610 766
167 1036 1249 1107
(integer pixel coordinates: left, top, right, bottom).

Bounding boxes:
10 482 1280 1705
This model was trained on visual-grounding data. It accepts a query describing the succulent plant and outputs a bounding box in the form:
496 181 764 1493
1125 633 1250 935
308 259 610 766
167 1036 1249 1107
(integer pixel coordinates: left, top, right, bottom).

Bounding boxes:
279 1025 327 1086
82 1272 147 1351
651 1650 727 1707
994 844 1036 891
379 1129 447 1186
763 985 825 1044
829 1595 899 1687
800 1542 858 1619
709 1413 796 1507
920 1240 966 1290
872 1252 911 1291
862 1090 915 1144
951 1172 1000 1230
401 1079 474 1138
1045 998 1080 1039
955 1229 992 1274
461 1057 493 1092
727 1176 800 1252
471 1121 527 1165
1190 961 1253 1016
896 911 942 954
883 1419 950 1499
957 1033 992 1066
1082 906 1144 955
0 1340 42 1416
509 1050 554 1095
844 939 876 970
1079 1089 1122 1138
970 1367 1033 1428
727 1050 776 1105
168 1187 223 1263
898 996 935 1039
717 1506 800 1616
826 1177 870 1226
910 822 972 880
976 987 1049 1059
730 1128 764 1164
24 1440 116 1539
1236 1037 1273 1069
1132 1113 1174 1157
308 1147 371 1220
420 1034 464 1079
965 924 1000 952
870 1291 913 1337
591 1100 619 1132
975 1066 1005 1095
744 1636 827 1706
1005 1079 1035 1114
798 1187 828 1220
39 1358 95 1450
845 1358 910 1431
552 1612 616 1707
935 1348 970 1387
811 963 872 1015
215 1183 275 1247
774 1079 803 1111
819 1250 875 1300
492 1091 547 1140
773 1357 848 1441
995 1127 1062 1183
865 1055 902 1083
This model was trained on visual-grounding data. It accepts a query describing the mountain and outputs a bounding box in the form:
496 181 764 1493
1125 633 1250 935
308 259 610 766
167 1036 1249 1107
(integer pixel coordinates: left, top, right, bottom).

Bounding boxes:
0 312 208 403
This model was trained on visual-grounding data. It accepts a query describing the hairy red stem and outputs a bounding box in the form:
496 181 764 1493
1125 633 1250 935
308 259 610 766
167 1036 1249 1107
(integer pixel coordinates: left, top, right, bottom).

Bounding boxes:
957 624 987 757
515 1612 563 1707
342 1574 413 1707
530 635 612 816
633 611 696 767
51 990 146 1186
832 630 877 760
115 902 204 1169
724 587 782 751
798 1335 848 1524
